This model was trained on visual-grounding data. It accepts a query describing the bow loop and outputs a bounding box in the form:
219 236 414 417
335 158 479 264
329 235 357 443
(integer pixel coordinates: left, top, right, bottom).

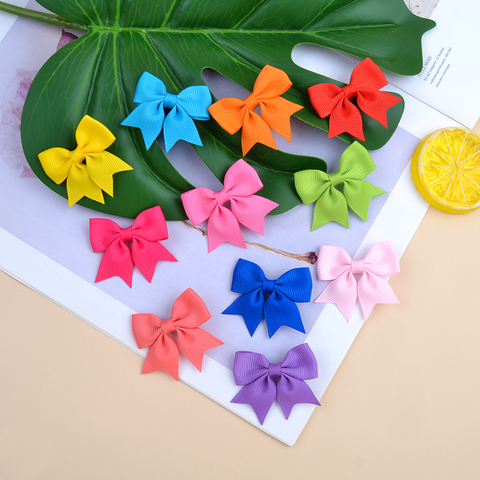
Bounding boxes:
121 71 212 151
231 344 320 424
90 206 176 287
308 57 401 140
181 160 278 252
223 259 311 337
315 242 400 321
38 115 133 206
132 289 223 381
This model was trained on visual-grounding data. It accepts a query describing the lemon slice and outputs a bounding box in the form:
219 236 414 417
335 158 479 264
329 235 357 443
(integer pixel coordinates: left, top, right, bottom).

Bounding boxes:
412 127 480 214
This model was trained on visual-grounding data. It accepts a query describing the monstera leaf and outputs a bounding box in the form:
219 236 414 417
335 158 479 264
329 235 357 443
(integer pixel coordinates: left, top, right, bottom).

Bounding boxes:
6 0 434 219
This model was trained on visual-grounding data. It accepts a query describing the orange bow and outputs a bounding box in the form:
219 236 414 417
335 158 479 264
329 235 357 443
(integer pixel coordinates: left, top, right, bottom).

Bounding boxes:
208 65 303 156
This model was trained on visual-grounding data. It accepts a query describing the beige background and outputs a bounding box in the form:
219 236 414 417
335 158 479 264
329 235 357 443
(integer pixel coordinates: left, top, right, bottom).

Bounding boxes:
2 170 480 479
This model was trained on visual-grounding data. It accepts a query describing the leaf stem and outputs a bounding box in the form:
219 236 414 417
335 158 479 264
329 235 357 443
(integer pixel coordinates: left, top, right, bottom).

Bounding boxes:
0 1 87 30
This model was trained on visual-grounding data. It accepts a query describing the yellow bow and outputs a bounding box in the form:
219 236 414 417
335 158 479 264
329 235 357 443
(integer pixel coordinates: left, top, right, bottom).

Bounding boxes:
38 115 133 207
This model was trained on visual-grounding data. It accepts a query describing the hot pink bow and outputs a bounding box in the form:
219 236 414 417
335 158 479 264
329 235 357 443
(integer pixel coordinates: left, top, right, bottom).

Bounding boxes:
180 159 278 252
132 288 224 380
315 241 400 321
90 206 177 287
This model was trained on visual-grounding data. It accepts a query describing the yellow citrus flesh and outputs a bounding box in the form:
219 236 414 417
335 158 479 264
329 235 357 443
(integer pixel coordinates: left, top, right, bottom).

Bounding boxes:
412 127 480 214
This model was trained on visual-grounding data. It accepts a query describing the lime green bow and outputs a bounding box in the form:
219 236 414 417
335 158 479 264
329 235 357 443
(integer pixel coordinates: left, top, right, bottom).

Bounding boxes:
294 142 385 230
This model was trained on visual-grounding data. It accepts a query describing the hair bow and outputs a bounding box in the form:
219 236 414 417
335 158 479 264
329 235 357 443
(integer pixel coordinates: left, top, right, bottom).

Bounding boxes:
132 288 223 380
181 159 278 252
232 344 320 425
223 259 312 338
121 71 212 152
208 65 303 156
315 241 400 321
294 142 385 230
308 57 402 141
38 115 133 206
90 206 177 287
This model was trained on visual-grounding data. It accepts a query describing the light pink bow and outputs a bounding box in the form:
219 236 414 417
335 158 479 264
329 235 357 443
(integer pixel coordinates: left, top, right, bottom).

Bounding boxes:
180 159 278 252
90 206 177 287
315 241 400 321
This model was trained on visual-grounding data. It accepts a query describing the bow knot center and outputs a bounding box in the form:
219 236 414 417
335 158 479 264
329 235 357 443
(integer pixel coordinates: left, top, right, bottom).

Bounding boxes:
328 171 344 187
341 83 358 100
120 226 133 243
351 258 365 274
268 363 283 378
243 92 260 111
164 92 178 110
161 317 176 335
70 147 86 165
262 278 275 296
214 188 231 206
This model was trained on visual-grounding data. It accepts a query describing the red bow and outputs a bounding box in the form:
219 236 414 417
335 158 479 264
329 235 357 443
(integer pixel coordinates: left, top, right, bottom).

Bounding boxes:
132 288 224 380
90 206 177 287
308 57 401 141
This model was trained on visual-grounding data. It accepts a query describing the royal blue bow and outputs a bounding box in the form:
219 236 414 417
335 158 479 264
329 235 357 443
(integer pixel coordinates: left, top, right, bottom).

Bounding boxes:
121 71 212 152
223 259 312 338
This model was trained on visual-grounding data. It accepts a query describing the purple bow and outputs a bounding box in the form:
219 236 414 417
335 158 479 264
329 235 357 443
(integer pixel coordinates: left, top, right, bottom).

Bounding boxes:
231 344 320 424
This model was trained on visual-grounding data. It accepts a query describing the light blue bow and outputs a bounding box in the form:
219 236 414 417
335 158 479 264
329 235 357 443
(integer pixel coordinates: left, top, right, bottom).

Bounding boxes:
121 71 212 152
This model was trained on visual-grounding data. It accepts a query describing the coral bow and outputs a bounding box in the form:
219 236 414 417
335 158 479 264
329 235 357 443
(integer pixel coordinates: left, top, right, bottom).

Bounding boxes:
232 344 320 425
38 115 133 206
223 259 312 337
181 159 278 252
209 65 303 155
121 71 212 151
315 241 400 321
132 288 224 380
308 57 401 141
90 206 177 287
294 142 385 230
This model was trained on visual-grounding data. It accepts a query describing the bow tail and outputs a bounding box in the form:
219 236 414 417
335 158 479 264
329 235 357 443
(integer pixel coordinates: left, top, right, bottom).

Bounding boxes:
207 207 245 252
343 179 385 222
223 290 265 336
328 99 365 140
241 110 277 156
142 334 181 380
315 272 357 321
357 272 399 319
231 376 277 425
66 163 105 206
132 239 177 282
260 96 303 142
264 293 306 337
312 187 349 230
175 328 223 372
164 107 202 152
95 242 134 287
276 376 320 419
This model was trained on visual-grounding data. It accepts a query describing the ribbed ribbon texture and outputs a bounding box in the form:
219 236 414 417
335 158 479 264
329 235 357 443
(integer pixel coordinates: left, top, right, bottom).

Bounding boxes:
294 142 385 230
38 115 133 206
121 71 212 152
315 241 400 321
232 344 320 424
181 159 278 252
132 288 223 381
209 64 303 155
223 258 312 338
308 57 401 140
90 206 177 287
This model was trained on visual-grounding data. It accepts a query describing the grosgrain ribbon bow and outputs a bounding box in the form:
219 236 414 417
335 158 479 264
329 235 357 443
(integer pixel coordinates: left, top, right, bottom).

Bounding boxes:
181 159 278 252
90 206 177 287
121 71 212 152
208 65 303 156
132 288 223 380
294 142 385 230
232 344 320 425
223 259 312 337
308 57 402 140
38 115 133 206
315 241 400 321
